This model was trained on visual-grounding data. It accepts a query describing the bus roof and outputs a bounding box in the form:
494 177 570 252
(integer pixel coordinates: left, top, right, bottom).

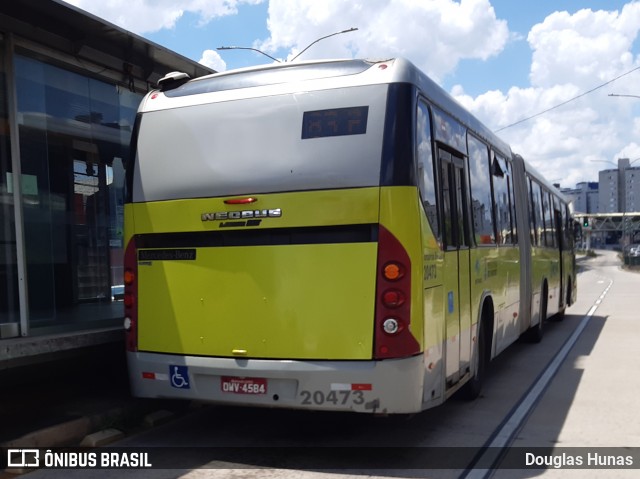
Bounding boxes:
143 57 512 158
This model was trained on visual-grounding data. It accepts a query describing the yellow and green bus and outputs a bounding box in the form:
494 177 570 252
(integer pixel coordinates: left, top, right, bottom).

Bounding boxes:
124 58 576 414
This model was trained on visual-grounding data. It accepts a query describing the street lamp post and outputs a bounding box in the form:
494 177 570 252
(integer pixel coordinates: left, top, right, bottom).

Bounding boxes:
218 27 358 64
289 28 358 62
216 46 281 63
608 93 640 100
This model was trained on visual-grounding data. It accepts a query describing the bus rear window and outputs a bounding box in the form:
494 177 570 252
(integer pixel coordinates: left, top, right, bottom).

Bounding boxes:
131 85 388 203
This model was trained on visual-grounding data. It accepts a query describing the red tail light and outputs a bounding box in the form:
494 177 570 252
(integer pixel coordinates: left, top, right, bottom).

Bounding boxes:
124 237 138 352
374 226 420 359
382 289 406 308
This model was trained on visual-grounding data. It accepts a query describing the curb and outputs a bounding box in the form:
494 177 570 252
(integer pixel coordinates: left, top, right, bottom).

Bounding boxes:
80 428 126 447
1 403 182 449
1 405 134 449
1 405 183 477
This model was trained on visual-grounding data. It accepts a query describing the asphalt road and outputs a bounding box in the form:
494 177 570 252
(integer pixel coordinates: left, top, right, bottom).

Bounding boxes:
12 250 640 478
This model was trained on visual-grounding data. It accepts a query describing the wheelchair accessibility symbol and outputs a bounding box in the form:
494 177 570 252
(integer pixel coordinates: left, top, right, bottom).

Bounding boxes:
170 365 190 389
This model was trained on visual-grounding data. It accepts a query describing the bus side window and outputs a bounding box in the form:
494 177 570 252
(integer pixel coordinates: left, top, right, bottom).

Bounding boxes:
491 153 513 245
440 157 455 249
541 189 555 248
531 180 545 246
553 196 564 249
565 204 572 249
527 177 537 245
467 134 495 245
506 160 517 244
416 101 440 243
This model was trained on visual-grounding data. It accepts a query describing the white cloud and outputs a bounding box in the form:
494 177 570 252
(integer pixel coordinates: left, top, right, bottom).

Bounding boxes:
60 0 640 189
634 119 640 141
528 3 640 89
199 50 227 72
63 0 263 34
260 0 509 81
614 142 640 161
455 3 640 187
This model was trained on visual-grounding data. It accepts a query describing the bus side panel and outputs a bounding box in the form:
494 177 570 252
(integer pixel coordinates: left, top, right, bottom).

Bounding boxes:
530 246 544 325
564 248 577 306
493 245 521 354
419 208 445 406
538 247 561 317
470 245 519 358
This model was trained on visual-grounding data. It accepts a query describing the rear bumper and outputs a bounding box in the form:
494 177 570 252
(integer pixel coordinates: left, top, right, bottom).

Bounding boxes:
128 351 425 414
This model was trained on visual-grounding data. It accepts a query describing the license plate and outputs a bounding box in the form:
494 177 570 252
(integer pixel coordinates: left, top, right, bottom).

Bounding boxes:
220 376 267 395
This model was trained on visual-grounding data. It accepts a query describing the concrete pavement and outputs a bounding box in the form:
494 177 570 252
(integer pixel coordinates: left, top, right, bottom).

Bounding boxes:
2 250 638 478
494 249 640 477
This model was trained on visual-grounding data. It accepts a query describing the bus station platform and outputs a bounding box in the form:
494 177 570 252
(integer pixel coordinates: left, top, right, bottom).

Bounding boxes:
1 327 123 370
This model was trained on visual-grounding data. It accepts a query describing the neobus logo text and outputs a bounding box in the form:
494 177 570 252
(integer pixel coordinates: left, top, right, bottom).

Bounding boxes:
201 209 282 222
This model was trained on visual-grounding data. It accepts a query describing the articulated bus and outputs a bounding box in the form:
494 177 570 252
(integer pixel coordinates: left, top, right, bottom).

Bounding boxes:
124 58 576 414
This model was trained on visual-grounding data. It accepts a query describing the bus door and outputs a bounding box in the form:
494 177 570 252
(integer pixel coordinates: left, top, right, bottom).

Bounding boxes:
438 149 472 387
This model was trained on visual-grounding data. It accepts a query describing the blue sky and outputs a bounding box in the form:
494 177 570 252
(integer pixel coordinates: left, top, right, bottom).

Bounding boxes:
146 3 272 71
139 0 639 95
451 0 640 95
63 0 640 192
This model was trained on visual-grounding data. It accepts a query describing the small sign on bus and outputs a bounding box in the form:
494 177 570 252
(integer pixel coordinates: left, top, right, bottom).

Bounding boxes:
301 106 369 139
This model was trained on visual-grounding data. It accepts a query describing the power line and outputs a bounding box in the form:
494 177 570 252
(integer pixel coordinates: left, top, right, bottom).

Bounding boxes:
494 64 640 133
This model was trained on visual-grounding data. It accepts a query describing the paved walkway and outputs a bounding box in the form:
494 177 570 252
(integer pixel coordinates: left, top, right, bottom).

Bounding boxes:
494 250 640 477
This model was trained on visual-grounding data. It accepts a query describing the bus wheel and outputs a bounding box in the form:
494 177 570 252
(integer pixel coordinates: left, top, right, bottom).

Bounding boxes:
464 318 487 400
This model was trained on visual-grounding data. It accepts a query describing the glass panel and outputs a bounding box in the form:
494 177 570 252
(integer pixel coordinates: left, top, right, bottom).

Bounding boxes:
0 39 20 327
432 107 467 154
553 196 563 249
416 101 439 241
541 189 555 248
454 164 469 247
14 54 140 330
506 160 517 244
467 135 495 245
301 106 368 139
492 154 512 244
440 156 454 249
564 204 572 249
531 180 545 246
527 178 538 245
134 85 386 202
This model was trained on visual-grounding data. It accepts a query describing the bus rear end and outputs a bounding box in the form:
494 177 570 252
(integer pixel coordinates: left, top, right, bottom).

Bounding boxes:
124 60 426 414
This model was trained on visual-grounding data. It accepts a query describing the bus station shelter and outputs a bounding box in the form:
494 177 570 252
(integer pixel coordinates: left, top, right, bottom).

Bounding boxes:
579 212 640 250
0 0 213 368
